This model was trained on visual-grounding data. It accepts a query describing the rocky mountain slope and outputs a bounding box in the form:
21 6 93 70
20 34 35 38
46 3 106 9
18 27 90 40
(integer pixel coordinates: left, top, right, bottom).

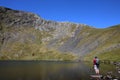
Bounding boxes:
0 6 120 61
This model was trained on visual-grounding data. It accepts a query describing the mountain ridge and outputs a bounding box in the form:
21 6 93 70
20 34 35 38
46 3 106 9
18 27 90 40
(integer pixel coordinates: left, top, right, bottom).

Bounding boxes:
0 6 120 61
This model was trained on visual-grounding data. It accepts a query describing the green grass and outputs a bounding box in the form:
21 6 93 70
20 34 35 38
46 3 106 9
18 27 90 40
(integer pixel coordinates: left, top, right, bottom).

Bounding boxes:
0 26 78 60
0 42 78 60
83 25 120 62
84 48 120 62
98 49 120 61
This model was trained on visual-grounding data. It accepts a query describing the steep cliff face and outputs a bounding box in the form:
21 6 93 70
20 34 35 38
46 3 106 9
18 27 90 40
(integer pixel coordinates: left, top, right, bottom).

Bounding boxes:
0 6 120 61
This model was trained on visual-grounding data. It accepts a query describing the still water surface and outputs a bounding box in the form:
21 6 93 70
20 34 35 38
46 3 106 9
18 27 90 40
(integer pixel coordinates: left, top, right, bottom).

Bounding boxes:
0 61 117 80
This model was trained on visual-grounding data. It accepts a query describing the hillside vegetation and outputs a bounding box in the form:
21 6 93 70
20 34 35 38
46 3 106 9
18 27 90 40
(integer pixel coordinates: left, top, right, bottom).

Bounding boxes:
84 25 120 61
0 6 120 61
0 24 77 60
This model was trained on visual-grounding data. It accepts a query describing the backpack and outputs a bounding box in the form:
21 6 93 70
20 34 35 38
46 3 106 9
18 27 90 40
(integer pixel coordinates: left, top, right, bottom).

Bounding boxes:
96 58 100 65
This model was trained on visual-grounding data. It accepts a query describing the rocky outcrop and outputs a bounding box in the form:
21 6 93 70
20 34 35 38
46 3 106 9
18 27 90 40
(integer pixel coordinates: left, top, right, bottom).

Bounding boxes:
0 6 120 60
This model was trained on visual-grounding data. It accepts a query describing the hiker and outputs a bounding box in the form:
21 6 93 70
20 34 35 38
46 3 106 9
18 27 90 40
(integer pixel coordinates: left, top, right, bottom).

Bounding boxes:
93 56 100 75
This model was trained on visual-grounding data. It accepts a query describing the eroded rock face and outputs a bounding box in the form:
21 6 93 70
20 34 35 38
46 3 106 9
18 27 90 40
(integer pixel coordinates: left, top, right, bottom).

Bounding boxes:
0 6 42 28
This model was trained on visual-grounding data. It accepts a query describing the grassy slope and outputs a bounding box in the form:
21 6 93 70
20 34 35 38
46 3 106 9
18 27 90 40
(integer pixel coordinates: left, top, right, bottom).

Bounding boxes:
0 23 120 61
0 25 78 60
84 25 120 62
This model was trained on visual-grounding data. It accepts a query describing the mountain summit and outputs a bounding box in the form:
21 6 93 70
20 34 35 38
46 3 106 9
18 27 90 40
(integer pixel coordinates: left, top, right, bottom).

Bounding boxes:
0 6 120 61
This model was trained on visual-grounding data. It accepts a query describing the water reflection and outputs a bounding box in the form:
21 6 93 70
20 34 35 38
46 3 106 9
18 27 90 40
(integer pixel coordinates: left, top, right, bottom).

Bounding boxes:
0 61 91 80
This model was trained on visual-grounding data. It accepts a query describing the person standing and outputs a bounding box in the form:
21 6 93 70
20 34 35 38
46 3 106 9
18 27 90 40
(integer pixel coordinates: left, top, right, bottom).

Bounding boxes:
93 56 100 75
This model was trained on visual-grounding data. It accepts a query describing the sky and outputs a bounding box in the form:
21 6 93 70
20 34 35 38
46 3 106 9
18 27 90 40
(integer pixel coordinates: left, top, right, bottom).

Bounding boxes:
0 0 120 28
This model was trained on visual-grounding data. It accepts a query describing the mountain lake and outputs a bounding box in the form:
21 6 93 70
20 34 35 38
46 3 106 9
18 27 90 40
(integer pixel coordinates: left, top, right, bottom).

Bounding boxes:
0 60 119 80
